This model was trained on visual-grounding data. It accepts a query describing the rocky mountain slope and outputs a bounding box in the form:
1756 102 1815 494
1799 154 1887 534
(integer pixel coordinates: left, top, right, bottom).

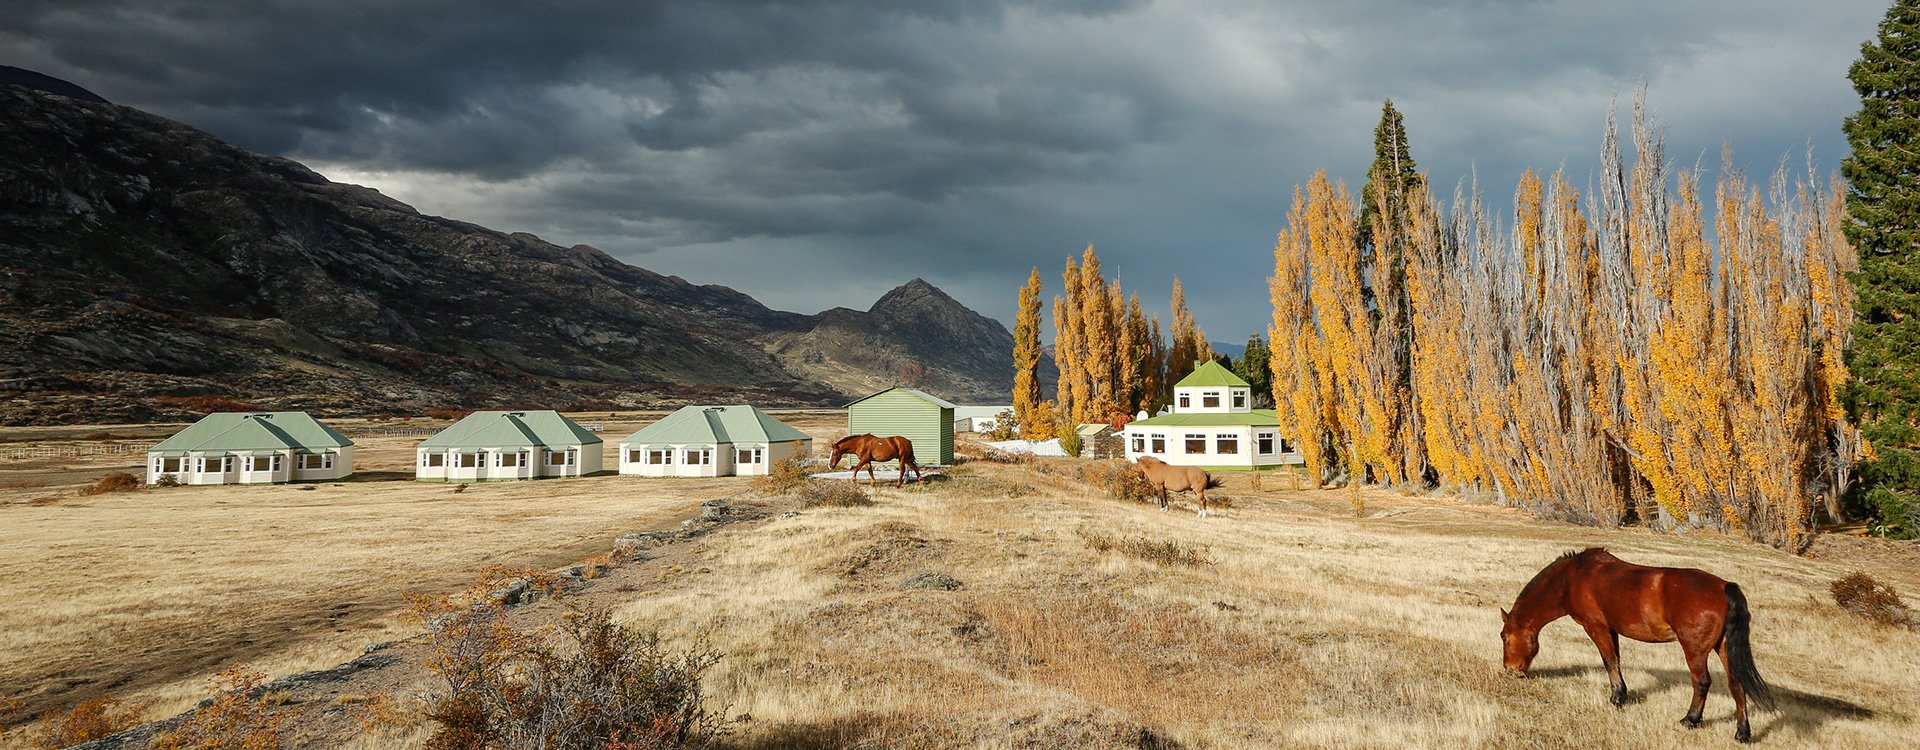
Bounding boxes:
0 75 1022 424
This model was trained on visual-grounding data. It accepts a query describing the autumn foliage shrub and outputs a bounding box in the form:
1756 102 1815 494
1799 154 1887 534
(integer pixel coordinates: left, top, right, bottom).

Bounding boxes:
32 695 147 748
79 471 141 496
752 456 814 496
1830 571 1915 629
1080 462 1159 505
148 666 283 750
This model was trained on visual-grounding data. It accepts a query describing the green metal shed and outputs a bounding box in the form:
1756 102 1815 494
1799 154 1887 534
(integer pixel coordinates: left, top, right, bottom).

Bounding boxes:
845 387 955 467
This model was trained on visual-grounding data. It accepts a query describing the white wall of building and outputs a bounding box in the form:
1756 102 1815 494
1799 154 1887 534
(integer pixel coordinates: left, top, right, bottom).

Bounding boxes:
1121 426 1298 468
618 439 811 477
415 445 599 481
148 446 353 485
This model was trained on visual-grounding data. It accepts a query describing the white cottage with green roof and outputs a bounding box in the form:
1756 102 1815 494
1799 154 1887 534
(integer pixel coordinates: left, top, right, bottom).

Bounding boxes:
416 410 603 482
147 412 354 485
846 387 955 467
1123 361 1300 470
618 405 813 477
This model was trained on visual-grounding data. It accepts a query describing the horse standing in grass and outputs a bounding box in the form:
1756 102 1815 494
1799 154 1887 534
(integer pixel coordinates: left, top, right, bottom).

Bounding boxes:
1500 548 1776 743
829 434 923 487
1134 456 1213 517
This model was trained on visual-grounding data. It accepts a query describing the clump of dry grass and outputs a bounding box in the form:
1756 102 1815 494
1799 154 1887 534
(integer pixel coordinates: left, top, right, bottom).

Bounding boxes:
1831 571 1915 629
78 472 141 496
1078 530 1212 567
753 456 815 495
30 695 147 749
81 431 118 441
149 666 283 750
801 481 873 508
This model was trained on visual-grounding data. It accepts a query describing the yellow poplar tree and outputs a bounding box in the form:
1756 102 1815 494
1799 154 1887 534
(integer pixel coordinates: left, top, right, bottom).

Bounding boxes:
1013 268 1046 438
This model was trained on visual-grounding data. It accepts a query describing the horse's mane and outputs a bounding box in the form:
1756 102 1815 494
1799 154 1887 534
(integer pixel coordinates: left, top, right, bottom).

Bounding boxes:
1516 548 1606 601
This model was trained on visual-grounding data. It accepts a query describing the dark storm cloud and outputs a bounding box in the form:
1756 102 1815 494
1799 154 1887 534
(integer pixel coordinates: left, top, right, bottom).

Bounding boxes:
0 0 1890 338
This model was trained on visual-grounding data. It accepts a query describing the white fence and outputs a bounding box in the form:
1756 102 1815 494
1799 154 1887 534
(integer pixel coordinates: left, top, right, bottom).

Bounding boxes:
0 443 152 462
352 427 441 438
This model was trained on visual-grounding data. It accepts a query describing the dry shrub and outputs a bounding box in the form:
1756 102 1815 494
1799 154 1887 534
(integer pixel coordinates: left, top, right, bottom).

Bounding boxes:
424 405 474 421
1 695 20 741
79 472 141 496
153 395 265 414
752 456 814 496
154 473 182 487
801 481 873 508
1078 530 1212 567
1830 571 1915 629
149 666 283 750
1080 463 1159 505
414 599 726 750
33 695 147 748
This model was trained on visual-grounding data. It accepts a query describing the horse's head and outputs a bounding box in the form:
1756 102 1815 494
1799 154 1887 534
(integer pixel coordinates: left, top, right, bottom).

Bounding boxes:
829 434 865 469
1499 608 1539 676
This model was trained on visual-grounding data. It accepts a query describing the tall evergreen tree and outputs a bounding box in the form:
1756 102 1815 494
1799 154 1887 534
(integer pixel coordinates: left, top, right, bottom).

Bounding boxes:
1235 334 1272 407
1013 268 1045 438
1359 100 1425 484
1842 0 1920 537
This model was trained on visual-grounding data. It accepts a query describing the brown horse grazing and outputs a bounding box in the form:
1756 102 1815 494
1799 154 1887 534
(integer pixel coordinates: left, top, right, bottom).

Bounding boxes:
829 434 923 487
1501 548 1776 743
1134 456 1213 517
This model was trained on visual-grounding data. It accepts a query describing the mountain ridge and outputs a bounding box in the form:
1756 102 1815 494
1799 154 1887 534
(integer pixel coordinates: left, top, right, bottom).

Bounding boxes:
0 76 1021 424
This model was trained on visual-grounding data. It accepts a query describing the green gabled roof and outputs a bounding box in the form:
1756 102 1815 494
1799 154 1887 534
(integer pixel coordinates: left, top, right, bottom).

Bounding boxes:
419 410 603 449
150 412 352 453
620 405 812 445
1176 360 1249 388
1127 409 1281 427
844 386 957 410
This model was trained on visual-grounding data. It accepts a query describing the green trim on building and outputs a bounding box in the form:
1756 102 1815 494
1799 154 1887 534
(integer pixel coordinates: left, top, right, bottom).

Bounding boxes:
420 410 603 450
1128 410 1281 427
1174 360 1249 388
150 412 353 454
622 405 811 446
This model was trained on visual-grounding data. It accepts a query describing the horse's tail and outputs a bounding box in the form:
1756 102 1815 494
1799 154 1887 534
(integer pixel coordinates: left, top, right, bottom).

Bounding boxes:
1724 582 1777 712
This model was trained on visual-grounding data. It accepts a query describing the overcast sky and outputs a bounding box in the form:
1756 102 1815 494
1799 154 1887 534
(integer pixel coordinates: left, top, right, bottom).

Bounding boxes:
1 0 1890 341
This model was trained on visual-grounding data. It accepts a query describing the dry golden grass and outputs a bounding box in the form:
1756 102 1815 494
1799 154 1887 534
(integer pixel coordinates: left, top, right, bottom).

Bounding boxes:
0 412 847 729
2 420 1917 749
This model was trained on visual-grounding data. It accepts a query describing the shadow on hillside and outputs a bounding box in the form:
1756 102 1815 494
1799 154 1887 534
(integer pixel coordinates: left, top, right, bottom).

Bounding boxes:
1530 664 1875 740
726 712 886 750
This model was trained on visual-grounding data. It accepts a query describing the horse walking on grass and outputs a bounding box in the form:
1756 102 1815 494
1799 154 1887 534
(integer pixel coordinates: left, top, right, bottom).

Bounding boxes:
1134 456 1213 517
1500 548 1776 743
829 434 923 487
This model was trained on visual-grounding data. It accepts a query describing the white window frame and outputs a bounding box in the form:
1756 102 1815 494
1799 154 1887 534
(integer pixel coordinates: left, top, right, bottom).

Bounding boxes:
648 449 672 465
736 447 763 465
1233 390 1247 409
546 450 575 467
626 449 643 464
1151 434 1166 454
162 457 183 473
686 448 710 466
423 452 445 468
1131 435 1146 453
458 452 479 469
1256 432 1276 456
1184 433 1207 455
1217 434 1240 455
1202 391 1221 408
1178 393 1190 409
302 453 332 470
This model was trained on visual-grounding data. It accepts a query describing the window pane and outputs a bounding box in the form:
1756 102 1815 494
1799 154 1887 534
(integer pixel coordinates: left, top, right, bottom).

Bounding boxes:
1217 436 1239 454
